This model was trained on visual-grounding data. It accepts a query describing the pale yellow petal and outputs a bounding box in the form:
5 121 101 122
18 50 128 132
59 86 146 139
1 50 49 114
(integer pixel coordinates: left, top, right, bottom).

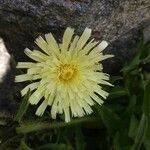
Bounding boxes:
99 54 114 61
24 48 45 62
72 98 85 117
69 35 79 52
16 62 36 68
90 93 104 105
45 33 60 56
27 67 41 74
82 39 98 54
84 95 94 106
62 27 74 52
32 75 41 80
47 94 54 106
51 98 58 119
98 41 108 52
29 87 45 105
21 82 40 96
82 101 93 114
64 106 70 122
69 99 78 117
76 28 91 51
85 73 112 86
35 36 50 55
58 98 63 114
32 50 49 60
15 74 32 82
16 74 41 82
47 83 57 105
36 100 48 116
94 85 109 99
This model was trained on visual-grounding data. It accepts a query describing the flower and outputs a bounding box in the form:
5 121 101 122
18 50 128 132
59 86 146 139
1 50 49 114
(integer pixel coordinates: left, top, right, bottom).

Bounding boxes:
15 27 113 122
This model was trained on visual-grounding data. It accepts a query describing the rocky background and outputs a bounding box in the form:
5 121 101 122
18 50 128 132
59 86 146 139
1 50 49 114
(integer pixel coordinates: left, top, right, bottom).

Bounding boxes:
0 0 150 115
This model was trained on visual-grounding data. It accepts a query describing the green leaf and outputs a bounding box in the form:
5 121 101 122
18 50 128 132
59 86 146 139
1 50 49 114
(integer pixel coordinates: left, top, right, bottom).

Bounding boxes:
113 131 132 150
38 143 71 150
128 115 139 138
14 90 31 122
75 127 85 150
121 52 140 75
113 132 121 150
108 87 128 99
97 106 121 134
19 138 32 150
124 95 136 118
110 76 123 84
16 117 99 134
131 114 148 150
144 138 150 150
121 37 145 75
140 40 150 59
142 82 150 118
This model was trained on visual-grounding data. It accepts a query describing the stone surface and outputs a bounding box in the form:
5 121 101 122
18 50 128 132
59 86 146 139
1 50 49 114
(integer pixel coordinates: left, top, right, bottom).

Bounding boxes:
0 0 149 72
0 0 150 113
143 21 150 42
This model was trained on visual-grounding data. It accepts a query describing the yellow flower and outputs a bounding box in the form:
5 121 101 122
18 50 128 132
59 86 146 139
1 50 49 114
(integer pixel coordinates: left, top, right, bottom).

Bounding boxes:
15 27 113 122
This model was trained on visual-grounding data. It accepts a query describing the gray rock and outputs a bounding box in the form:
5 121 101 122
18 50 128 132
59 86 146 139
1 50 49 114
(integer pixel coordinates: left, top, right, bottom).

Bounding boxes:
143 21 150 42
0 0 149 72
0 0 149 113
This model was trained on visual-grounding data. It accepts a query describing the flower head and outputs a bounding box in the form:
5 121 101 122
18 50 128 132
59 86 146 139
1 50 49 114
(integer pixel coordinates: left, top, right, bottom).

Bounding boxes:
15 27 113 122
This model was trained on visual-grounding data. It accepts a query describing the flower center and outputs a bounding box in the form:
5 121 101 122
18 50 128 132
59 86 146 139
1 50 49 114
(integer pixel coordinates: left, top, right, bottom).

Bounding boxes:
58 64 78 82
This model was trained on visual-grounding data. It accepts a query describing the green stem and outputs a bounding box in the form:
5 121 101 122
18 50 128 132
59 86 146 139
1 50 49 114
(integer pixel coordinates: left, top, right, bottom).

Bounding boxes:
16 116 100 134
131 114 148 150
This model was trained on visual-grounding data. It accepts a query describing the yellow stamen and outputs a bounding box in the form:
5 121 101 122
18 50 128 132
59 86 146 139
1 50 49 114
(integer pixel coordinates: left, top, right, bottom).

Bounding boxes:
58 64 78 81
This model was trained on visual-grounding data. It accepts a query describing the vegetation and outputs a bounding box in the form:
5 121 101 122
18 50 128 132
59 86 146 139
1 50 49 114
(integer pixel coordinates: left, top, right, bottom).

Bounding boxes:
0 37 150 150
